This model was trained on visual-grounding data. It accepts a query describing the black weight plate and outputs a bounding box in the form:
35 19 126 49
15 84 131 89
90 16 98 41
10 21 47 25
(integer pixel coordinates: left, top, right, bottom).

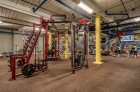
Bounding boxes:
22 64 29 76
17 60 22 67
29 64 36 73
25 66 33 77
38 63 43 69
22 64 33 77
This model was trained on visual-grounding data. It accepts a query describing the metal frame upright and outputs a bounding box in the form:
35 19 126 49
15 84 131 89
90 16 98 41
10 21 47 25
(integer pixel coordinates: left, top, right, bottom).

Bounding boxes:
71 20 89 74
9 17 49 80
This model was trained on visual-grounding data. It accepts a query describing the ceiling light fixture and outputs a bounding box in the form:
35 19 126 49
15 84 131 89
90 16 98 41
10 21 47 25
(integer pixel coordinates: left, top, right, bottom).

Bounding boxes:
0 21 2 23
135 18 140 21
78 1 93 13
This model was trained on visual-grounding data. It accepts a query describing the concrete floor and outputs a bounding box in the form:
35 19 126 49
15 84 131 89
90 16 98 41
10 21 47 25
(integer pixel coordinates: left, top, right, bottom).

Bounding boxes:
0 55 140 92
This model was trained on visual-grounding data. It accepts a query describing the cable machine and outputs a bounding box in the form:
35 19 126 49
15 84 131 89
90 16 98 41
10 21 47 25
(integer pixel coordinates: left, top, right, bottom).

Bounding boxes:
71 19 89 74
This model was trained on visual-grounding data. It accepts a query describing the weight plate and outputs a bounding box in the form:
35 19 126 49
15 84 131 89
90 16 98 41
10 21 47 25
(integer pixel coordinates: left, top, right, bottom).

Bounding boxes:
30 64 36 73
25 66 32 77
22 64 29 76
17 60 22 67
17 60 26 67
22 64 33 77
38 63 43 69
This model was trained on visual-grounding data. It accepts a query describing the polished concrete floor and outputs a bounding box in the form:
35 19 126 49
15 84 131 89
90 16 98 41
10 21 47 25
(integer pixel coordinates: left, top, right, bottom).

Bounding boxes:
0 55 140 92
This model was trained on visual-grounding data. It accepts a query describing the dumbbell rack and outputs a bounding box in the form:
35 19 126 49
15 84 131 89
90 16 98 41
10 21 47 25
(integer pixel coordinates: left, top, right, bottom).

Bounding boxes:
8 17 49 80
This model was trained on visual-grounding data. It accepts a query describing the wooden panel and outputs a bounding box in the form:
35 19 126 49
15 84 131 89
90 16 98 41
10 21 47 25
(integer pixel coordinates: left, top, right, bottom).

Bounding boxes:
22 15 29 21
31 18 36 23
5 9 10 17
27 16 35 22
47 1 60 10
20 14 27 21
8 10 15 18
1 8 6 17
12 0 17 2
24 15 31 21
8 0 13 2
16 13 23 20
0 7 2 16
14 12 19 19
44 0 54 9
12 11 18 19
34 0 40 6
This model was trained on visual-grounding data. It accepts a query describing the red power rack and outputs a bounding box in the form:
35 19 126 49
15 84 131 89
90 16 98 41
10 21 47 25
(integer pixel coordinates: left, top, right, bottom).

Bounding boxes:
8 17 49 80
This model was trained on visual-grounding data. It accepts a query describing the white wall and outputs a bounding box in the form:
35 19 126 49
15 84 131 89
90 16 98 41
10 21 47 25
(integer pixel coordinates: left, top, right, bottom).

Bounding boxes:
0 33 12 55
13 34 24 54
38 37 43 52
0 28 44 55
13 34 43 55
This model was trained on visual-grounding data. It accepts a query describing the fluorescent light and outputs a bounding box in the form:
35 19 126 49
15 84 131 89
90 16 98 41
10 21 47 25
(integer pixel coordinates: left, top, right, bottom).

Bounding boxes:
135 18 140 21
0 21 2 23
78 1 93 13
35 28 39 30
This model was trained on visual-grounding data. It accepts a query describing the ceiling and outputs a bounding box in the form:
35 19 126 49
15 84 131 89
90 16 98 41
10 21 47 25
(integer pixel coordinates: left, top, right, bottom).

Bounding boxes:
0 0 139 32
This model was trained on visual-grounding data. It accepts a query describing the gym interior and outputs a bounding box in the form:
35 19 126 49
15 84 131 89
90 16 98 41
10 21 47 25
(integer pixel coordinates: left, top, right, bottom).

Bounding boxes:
0 0 140 92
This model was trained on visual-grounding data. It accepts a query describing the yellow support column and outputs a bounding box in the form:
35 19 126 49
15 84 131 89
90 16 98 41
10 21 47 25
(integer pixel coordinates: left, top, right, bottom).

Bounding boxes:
49 32 52 49
93 14 103 64
65 32 68 59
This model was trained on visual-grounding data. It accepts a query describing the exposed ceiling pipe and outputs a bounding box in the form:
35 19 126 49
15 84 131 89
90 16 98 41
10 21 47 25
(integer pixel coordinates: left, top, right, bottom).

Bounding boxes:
0 0 50 19
0 27 18 30
105 11 128 15
97 0 132 13
103 5 140 18
55 0 91 19
103 15 140 25
89 21 140 30
120 0 129 18
21 0 57 14
32 0 47 12
103 21 140 29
